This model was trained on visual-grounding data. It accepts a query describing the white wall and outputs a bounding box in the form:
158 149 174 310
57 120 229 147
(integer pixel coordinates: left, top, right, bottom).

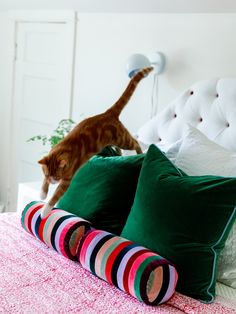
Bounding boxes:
0 0 236 13
0 13 14 208
73 13 236 131
1 12 236 210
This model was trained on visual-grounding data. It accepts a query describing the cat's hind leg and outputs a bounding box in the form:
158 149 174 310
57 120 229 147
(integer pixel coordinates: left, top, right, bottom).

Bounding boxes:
115 126 143 154
124 137 143 154
133 140 143 154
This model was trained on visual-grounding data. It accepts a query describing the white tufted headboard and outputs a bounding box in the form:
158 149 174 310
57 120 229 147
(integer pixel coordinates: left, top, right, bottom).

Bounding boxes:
137 78 236 152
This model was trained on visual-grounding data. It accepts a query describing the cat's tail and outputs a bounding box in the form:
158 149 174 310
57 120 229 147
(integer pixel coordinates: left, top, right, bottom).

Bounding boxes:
106 67 153 118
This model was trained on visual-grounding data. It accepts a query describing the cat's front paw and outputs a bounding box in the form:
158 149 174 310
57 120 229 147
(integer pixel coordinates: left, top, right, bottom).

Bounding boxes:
40 190 47 200
40 203 53 218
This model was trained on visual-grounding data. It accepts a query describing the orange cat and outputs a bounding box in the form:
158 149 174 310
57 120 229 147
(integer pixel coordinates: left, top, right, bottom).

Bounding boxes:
38 67 153 218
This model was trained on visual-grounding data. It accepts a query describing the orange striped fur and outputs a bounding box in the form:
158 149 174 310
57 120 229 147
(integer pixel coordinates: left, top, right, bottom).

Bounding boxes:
38 67 153 217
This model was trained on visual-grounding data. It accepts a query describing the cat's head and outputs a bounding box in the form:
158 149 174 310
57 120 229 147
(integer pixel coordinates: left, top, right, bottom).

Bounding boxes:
38 151 70 183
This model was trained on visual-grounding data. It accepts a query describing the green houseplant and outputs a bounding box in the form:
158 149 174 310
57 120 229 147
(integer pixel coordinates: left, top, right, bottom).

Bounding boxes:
27 118 76 148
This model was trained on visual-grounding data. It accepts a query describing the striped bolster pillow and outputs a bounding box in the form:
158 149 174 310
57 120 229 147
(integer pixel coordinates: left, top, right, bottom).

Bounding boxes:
77 229 178 305
21 201 92 261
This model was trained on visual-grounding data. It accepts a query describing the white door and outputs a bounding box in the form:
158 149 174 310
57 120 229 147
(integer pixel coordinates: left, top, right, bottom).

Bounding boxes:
10 18 75 210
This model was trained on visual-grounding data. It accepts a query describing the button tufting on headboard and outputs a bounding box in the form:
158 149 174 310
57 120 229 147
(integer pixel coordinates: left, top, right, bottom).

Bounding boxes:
137 78 236 151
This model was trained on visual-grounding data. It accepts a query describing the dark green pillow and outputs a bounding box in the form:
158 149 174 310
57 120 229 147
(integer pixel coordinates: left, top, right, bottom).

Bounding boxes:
97 146 121 157
57 153 145 235
121 144 236 303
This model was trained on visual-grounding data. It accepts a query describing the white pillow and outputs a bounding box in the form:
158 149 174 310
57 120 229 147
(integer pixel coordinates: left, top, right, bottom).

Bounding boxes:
168 125 236 288
164 139 182 163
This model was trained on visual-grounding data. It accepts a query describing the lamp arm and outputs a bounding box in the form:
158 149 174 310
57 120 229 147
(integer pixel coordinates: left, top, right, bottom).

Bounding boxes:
151 52 166 75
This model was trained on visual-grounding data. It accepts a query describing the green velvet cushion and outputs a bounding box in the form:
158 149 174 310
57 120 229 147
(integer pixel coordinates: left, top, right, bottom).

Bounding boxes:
57 153 145 235
97 146 121 157
121 144 236 303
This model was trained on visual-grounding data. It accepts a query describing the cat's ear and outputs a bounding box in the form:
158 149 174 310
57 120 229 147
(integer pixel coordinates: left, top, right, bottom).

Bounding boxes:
38 156 48 165
59 159 67 169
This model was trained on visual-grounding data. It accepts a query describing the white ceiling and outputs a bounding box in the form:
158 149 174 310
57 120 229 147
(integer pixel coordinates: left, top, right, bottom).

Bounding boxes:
1 0 236 13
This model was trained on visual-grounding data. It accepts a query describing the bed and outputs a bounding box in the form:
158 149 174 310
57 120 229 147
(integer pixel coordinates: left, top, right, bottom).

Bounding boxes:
1 77 236 313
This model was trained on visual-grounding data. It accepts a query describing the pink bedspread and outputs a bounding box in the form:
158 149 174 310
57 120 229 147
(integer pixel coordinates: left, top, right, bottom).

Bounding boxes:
0 213 235 314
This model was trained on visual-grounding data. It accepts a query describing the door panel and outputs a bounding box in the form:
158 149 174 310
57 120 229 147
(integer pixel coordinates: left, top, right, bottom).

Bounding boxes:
19 119 51 180
10 19 75 210
21 75 57 124
23 31 58 64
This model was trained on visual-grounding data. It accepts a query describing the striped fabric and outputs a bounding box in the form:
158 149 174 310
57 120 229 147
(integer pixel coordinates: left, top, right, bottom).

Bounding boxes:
77 230 178 305
21 201 92 261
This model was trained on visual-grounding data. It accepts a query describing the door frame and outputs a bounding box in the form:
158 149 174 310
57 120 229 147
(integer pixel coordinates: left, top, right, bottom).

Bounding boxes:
6 10 77 211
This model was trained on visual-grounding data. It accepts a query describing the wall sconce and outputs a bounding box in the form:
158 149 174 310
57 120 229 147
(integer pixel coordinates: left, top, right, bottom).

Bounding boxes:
126 52 165 78
126 52 166 117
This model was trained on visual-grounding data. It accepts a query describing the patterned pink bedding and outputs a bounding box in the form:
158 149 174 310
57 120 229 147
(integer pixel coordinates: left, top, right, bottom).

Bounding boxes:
0 213 235 314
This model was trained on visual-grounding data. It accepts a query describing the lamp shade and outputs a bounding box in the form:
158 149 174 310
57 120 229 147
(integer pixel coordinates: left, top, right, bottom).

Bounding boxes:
126 52 166 78
126 54 151 78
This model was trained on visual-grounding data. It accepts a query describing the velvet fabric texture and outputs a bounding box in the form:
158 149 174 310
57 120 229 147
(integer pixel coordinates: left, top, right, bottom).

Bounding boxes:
121 145 236 303
97 146 121 157
57 154 145 235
